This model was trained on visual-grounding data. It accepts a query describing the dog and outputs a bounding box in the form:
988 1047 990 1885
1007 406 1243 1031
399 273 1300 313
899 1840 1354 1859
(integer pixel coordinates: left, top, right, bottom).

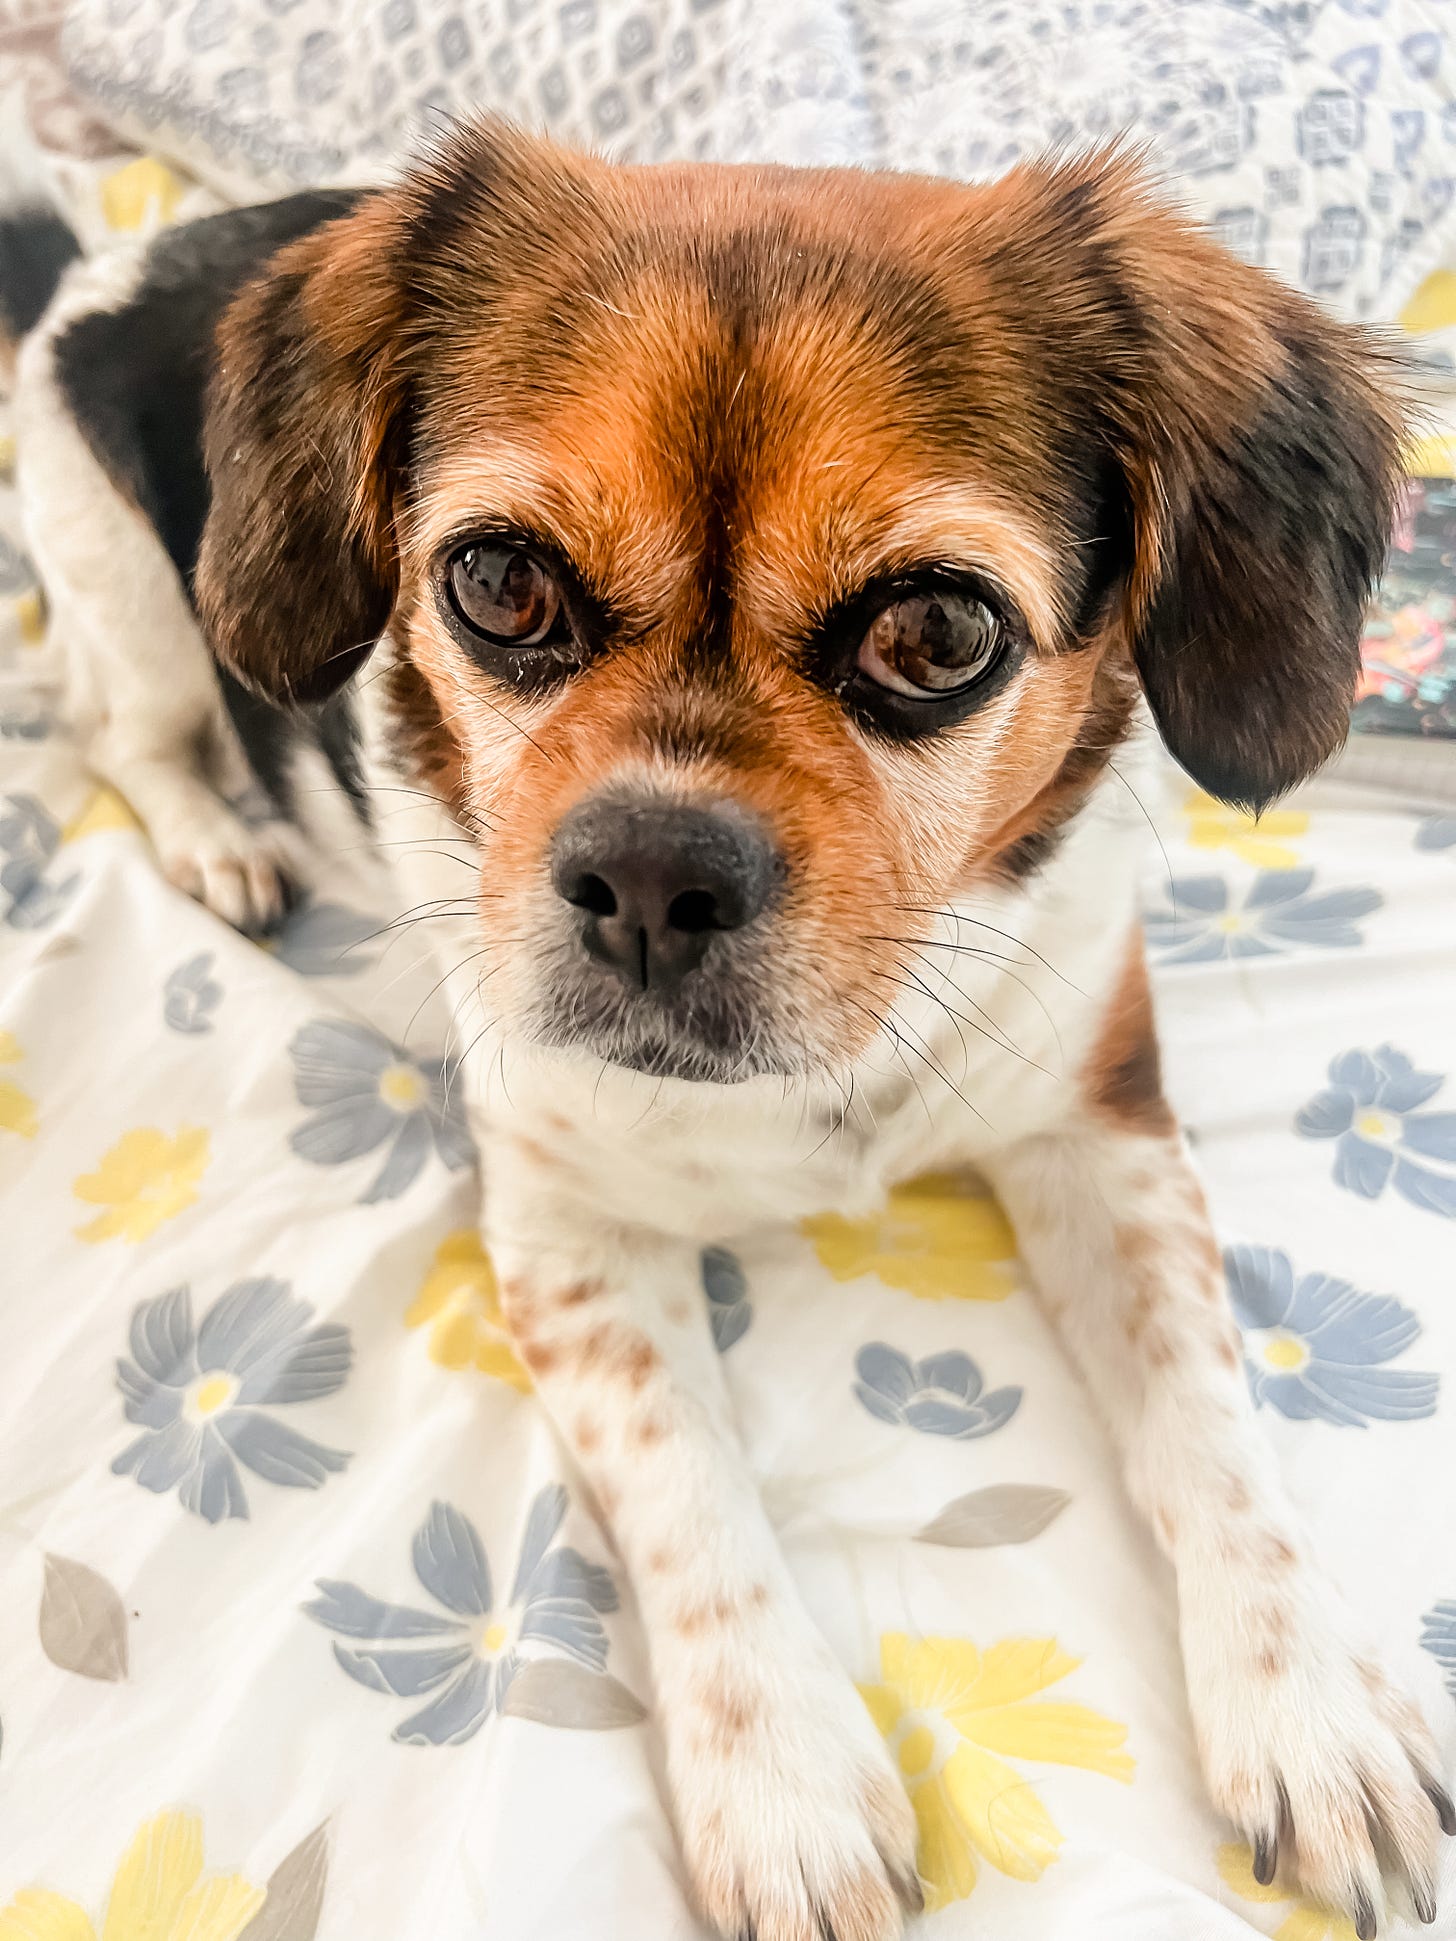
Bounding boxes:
5 117 1451 1941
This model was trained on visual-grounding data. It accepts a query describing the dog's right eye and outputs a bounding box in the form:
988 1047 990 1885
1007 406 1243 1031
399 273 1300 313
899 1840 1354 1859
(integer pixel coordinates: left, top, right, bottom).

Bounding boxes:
447 544 563 646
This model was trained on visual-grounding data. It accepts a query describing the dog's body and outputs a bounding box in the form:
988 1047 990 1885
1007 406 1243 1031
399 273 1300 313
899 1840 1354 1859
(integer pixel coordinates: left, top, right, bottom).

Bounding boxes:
6 122 1451 1939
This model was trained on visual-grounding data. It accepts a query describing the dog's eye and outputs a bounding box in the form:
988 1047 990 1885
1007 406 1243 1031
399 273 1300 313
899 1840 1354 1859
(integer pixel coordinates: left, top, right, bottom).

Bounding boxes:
858 591 1004 699
448 544 562 646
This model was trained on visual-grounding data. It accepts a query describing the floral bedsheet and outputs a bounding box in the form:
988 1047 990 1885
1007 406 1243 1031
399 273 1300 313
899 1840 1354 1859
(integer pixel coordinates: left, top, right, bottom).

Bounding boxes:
4 116 1456 1941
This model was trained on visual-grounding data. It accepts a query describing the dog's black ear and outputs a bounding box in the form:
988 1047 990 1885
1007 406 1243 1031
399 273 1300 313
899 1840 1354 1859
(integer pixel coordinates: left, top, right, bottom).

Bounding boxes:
1051 156 1409 813
197 194 408 705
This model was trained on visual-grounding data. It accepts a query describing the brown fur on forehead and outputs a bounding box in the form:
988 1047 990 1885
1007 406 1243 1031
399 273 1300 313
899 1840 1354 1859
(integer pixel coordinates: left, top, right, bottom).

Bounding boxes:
398 128 1124 628
405 284 1069 655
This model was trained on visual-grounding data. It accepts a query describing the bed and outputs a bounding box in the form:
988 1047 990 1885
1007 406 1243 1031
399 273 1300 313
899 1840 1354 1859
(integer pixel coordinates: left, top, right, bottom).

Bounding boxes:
2 59 1456 1941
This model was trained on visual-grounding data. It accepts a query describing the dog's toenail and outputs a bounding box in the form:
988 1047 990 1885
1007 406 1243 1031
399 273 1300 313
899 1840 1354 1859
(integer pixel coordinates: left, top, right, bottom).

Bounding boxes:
1423 1778 1456 1837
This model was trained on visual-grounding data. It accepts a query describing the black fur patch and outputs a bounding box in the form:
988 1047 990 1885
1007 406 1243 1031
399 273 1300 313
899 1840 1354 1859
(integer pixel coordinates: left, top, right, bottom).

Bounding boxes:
50 192 364 813
0 210 80 341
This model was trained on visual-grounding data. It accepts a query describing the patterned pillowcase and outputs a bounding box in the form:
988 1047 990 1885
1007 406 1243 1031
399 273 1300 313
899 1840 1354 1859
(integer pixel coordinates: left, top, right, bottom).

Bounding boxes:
59 0 1456 319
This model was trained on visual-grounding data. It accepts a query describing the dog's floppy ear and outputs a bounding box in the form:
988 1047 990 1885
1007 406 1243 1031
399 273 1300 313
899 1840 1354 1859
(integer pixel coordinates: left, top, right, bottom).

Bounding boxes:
196 195 408 705
1060 156 1408 812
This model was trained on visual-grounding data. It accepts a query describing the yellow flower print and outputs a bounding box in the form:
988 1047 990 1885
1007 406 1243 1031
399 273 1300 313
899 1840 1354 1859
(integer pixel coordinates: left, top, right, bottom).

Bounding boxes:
1216 1843 1357 1940
14 588 46 646
0 1033 37 1140
860 1634 1134 1910
73 1126 210 1243
803 1175 1018 1301
405 1230 531 1390
0 1810 262 1941
62 787 141 844
1184 790 1309 871
100 157 185 232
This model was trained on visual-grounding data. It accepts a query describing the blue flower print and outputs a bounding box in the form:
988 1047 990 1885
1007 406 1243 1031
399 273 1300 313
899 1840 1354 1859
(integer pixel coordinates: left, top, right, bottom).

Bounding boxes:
1420 1601 1456 1698
305 1487 622 1745
114 1279 353 1522
163 952 222 1033
1296 1045 1456 1217
702 1246 751 1351
0 697 55 741
271 899 381 977
1225 1246 1438 1428
0 793 78 930
853 1343 1021 1439
1144 870 1380 964
1417 816 1456 854
289 1019 475 1203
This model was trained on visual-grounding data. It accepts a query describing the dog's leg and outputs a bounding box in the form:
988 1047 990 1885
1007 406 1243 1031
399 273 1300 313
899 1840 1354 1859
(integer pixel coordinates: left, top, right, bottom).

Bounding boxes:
14 293 304 933
484 1135 922 1941
982 1058 1449 1931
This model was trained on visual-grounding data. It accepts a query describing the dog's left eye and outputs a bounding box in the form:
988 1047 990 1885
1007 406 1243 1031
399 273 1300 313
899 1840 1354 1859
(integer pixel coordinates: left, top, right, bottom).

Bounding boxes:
857 591 1004 699
447 544 563 646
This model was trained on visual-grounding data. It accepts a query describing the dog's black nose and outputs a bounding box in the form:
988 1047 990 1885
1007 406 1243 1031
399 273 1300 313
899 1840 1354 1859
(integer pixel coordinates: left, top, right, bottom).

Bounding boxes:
550 797 780 995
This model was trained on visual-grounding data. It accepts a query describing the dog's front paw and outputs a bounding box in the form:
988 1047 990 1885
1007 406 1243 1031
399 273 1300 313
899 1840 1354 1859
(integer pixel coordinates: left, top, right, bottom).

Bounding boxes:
159 804 304 934
1186 1573 1452 1936
668 1637 921 1941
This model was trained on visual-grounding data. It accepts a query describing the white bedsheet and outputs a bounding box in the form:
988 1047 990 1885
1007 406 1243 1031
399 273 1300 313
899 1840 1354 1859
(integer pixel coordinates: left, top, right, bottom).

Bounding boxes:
3 143 1456 1941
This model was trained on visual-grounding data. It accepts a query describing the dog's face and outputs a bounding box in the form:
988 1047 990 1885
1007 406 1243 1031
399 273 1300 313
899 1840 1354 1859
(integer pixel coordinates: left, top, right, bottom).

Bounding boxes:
198 124 1403 1083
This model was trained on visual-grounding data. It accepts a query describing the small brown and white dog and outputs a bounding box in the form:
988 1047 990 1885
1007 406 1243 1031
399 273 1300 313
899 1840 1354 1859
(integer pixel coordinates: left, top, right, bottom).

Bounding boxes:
5 117 1452 1940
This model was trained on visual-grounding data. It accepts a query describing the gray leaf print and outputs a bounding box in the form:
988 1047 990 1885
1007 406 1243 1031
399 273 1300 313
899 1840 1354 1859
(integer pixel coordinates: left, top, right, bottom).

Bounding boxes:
916 1485 1070 1549
499 1658 647 1728
702 1245 751 1351
238 1821 330 1941
39 1554 129 1680
164 952 223 1033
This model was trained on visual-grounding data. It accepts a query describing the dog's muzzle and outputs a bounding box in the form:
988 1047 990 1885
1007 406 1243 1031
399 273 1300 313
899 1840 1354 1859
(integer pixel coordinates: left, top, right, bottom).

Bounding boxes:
541 793 785 1077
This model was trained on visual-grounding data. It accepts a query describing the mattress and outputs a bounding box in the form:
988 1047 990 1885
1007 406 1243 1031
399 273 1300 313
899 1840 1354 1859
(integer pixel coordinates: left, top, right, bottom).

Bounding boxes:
3 132 1456 1941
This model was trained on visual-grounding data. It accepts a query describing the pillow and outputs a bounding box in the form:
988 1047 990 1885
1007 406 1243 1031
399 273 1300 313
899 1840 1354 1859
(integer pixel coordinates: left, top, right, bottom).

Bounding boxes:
60 0 1456 319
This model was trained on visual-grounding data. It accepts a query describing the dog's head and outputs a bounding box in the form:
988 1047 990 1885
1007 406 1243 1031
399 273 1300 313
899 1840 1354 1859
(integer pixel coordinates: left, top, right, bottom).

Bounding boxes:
197 122 1404 1083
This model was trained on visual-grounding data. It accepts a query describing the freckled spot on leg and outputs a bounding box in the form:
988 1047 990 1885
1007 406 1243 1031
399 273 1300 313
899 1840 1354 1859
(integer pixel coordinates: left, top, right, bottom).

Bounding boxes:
746 1583 769 1610
546 1114 570 1133
623 1338 660 1390
556 1279 602 1309
630 1411 667 1448
1155 1507 1177 1548
1225 1476 1252 1514
517 1336 560 1378
573 1416 600 1454
1145 1328 1177 1370
676 1594 741 1636
595 1481 618 1521
645 1546 673 1574
1256 1648 1285 1678
696 1684 761 1743
579 1325 614 1368
665 1297 690 1325
1216 1334 1241 1372
1265 1535 1297 1568
1115 1223 1160 1269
